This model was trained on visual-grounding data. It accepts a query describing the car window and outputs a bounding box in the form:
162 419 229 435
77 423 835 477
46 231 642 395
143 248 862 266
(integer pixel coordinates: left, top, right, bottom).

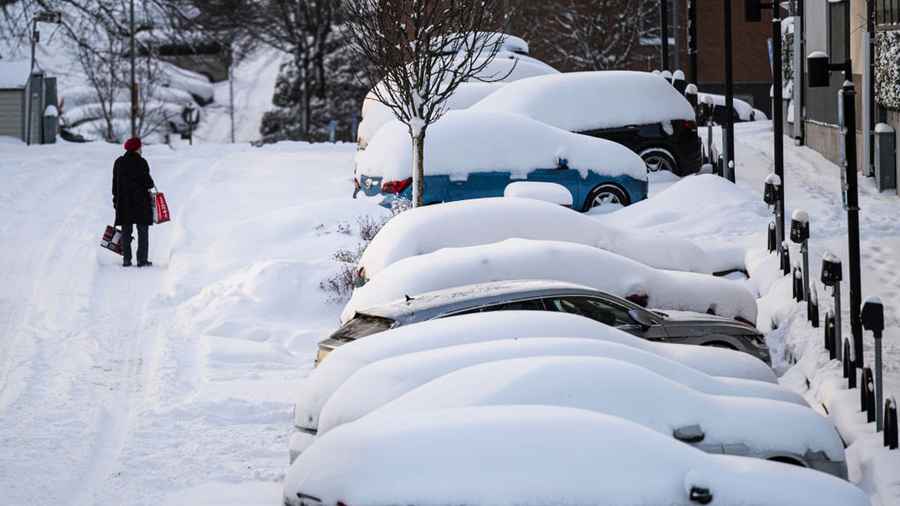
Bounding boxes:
544 297 633 327
328 314 395 341
479 299 545 313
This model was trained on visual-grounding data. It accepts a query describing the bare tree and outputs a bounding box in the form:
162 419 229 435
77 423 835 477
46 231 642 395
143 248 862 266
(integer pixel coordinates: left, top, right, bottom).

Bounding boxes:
510 0 656 72
344 0 507 207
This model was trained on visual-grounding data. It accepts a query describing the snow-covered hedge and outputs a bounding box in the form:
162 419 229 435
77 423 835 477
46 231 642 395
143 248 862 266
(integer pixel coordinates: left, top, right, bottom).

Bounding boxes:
343 238 758 323
357 197 723 279
317 337 805 435
875 30 900 110
356 110 648 182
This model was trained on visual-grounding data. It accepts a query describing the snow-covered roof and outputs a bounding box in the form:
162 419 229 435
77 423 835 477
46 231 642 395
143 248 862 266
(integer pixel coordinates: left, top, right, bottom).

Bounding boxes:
356 110 648 182
344 238 757 323
0 60 31 89
293 311 777 430
285 406 869 506
367 356 844 461
316 337 805 435
357 197 717 280
472 70 696 132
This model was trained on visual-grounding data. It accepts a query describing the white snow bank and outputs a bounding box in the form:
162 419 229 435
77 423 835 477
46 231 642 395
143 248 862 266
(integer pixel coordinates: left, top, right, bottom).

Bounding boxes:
285 406 869 506
504 182 572 205
472 70 695 132
595 174 770 272
294 311 777 430
358 197 727 279
368 356 844 462
317 337 805 434
344 238 757 322
356 110 647 182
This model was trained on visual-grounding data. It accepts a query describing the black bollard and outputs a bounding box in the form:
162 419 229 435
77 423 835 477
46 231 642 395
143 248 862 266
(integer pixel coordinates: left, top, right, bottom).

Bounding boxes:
809 284 820 328
780 242 791 275
793 266 804 301
862 367 876 423
825 310 835 359
885 397 898 449
768 222 776 253
843 339 854 386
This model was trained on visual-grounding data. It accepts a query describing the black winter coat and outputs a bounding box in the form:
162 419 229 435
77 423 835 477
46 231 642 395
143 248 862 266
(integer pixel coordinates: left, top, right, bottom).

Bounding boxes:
113 151 156 226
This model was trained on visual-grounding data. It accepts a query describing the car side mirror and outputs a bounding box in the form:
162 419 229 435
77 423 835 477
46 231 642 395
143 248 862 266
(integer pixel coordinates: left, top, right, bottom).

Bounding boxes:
674 424 706 443
628 309 655 330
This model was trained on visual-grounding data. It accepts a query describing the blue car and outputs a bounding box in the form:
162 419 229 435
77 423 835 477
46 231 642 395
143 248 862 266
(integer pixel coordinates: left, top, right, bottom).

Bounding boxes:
357 161 647 212
354 110 649 212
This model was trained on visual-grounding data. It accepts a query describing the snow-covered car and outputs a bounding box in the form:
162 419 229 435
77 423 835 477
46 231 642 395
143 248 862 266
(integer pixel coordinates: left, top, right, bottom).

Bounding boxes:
472 70 702 176
301 337 804 461
343 239 758 323
284 406 869 506
356 196 741 279
365 356 847 478
332 279 767 364
697 92 768 125
292 311 777 458
355 110 648 211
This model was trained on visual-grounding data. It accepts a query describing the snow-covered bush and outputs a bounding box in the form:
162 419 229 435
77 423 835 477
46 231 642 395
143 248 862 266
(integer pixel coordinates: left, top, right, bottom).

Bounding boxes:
875 30 900 110
319 214 393 302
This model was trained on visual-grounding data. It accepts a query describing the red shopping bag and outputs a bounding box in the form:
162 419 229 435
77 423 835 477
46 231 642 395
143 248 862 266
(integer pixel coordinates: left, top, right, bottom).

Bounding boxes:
101 225 123 255
152 191 171 224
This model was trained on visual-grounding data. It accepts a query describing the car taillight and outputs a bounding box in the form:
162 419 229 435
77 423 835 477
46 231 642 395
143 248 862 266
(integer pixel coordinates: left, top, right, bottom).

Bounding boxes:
381 177 412 194
679 120 697 132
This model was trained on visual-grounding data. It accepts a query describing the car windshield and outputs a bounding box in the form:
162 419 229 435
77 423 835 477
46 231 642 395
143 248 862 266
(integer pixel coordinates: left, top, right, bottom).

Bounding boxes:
329 313 395 341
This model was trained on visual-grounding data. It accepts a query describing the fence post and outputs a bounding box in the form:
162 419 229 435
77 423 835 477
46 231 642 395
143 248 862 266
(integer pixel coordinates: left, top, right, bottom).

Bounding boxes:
844 340 856 388
862 296 885 430
825 310 835 359
768 222 776 253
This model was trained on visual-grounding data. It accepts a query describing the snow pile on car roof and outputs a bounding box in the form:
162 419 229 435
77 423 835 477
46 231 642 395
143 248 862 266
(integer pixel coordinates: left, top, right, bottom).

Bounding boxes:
357 197 731 279
472 70 696 132
343 238 757 322
356 110 648 182
357 82 505 149
284 406 868 506
293 311 776 430
317 337 805 434
367 356 844 461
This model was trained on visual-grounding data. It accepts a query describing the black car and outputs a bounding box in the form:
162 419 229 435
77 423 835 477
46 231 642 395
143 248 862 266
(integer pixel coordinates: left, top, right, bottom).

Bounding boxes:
472 70 703 177
319 280 770 365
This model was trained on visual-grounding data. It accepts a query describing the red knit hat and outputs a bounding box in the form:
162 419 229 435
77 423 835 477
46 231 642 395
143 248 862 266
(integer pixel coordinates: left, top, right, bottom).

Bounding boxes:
124 137 142 152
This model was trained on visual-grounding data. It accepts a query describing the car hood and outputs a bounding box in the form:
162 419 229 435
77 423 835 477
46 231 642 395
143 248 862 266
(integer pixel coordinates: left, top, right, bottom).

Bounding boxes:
658 310 761 334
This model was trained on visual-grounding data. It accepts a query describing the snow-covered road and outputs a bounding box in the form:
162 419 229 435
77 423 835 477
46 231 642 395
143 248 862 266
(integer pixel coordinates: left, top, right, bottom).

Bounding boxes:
0 140 384 505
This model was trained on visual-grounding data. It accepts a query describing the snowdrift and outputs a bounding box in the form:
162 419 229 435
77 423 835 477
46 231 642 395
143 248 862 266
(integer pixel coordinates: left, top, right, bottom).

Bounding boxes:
293 311 777 431
472 70 695 132
316 337 805 435
357 197 732 279
356 110 648 182
285 406 869 506
343 238 757 323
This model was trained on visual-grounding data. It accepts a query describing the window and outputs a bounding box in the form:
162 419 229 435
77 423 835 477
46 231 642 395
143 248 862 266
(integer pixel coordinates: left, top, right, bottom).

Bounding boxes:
479 299 545 313
544 297 634 327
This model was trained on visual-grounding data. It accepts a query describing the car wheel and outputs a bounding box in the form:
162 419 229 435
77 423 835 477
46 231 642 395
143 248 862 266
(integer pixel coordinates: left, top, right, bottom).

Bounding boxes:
583 184 630 213
640 147 679 174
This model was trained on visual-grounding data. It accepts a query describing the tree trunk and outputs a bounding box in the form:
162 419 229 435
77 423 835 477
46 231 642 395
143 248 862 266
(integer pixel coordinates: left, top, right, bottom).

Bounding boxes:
412 128 426 207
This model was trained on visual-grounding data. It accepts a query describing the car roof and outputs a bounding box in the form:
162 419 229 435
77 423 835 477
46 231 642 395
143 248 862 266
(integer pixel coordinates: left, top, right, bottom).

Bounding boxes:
357 279 608 320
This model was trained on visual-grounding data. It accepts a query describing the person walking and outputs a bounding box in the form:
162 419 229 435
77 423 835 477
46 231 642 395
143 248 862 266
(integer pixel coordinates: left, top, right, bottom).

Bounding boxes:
112 137 155 267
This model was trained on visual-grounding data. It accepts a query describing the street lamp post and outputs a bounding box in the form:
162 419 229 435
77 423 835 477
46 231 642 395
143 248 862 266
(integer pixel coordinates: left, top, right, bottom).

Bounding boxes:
808 44 864 370
130 0 138 139
688 0 698 85
723 0 736 182
660 0 669 71
746 1 786 259
26 10 61 146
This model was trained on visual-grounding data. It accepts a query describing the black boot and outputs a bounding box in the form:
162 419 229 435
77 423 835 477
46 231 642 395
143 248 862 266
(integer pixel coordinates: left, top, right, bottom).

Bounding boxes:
137 260 153 267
